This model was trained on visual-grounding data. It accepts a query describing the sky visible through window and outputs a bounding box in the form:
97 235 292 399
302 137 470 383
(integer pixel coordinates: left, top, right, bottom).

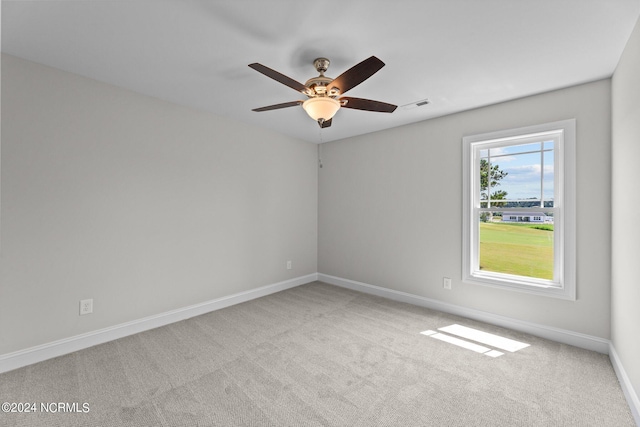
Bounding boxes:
480 141 554 203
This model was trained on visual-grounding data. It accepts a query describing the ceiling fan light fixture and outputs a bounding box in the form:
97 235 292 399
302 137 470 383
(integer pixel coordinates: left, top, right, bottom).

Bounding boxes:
302 97 340 121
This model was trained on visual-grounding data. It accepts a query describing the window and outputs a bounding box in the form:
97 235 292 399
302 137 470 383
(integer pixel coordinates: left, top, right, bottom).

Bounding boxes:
462 120 576 300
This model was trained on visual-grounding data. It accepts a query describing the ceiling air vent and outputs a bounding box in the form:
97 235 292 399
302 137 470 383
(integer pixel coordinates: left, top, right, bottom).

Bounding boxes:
401 98 431 110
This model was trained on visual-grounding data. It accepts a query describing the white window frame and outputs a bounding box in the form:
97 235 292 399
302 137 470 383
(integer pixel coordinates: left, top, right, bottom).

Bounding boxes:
462 119 576 300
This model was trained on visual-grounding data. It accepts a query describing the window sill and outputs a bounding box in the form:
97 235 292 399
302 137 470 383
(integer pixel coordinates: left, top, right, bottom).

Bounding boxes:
463 272 576 300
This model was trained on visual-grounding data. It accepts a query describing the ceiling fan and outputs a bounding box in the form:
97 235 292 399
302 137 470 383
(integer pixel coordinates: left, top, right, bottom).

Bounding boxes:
249 56 397 128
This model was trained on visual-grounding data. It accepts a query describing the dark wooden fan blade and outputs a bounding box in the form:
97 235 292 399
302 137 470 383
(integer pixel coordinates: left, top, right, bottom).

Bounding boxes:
248 63 308 93
252 101 302 112
319 118 332 128
327 56 385 95
340 97 397 113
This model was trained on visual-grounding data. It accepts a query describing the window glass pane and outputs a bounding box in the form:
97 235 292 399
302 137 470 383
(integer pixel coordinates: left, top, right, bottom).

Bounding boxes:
489 142 540 157
478 212 554 280
506 200 545 208
492 152 541 202
479 157 490 202
543 149 554 204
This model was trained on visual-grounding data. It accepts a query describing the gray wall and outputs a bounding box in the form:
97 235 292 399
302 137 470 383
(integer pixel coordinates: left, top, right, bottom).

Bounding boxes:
319 79 612 338
612 15 640 406
0 54 318 355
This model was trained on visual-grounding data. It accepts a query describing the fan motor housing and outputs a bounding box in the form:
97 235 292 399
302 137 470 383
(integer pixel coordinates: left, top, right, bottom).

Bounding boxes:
306 58 340 97
305 75 334 95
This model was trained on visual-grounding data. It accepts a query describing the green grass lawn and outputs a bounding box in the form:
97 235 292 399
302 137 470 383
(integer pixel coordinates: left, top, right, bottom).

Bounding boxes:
479 222 554 280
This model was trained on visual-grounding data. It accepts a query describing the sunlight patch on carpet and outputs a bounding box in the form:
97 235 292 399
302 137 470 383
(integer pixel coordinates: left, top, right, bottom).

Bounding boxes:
421 324 529 358
429 332 492 353
438 324 529 352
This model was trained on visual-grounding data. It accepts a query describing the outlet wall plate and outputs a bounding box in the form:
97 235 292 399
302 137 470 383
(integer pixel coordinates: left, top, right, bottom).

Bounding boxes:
80 299 93 315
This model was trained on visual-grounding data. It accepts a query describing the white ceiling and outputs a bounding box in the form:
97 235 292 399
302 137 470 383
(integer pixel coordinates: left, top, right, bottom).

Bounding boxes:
2 0 639 143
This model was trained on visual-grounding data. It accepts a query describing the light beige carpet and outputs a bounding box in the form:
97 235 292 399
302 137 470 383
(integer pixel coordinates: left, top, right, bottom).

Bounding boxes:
0 281 634 426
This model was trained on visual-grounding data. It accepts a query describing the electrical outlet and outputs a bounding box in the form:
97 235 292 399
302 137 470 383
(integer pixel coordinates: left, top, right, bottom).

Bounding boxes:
79 299 93 315
443 277 452 290
286 260 292 270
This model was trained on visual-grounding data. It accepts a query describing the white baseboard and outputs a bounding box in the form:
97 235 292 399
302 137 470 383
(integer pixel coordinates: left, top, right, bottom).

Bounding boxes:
609 343 640 426
0 273 318 374
318 273 610 354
